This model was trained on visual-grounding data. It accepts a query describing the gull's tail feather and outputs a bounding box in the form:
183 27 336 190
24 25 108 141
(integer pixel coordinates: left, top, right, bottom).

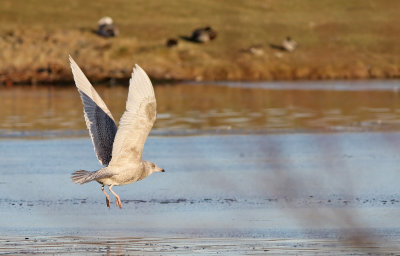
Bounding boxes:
71 168 115 184
71 170 97 184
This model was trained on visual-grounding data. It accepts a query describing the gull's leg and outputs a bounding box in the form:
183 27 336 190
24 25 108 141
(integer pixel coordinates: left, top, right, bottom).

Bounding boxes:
101 185 110 208
109 185 122 209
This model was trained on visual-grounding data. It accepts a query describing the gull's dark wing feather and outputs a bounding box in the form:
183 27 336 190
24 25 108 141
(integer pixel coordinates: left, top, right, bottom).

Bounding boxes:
69 56 117 166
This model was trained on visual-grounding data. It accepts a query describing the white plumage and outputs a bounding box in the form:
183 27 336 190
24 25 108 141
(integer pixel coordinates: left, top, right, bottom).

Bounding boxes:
69 56 164 208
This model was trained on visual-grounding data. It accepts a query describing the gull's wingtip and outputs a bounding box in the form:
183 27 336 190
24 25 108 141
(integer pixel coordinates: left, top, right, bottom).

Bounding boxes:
69 55 78 70
129 64 154 94
131 64 149 78
133 64 144 73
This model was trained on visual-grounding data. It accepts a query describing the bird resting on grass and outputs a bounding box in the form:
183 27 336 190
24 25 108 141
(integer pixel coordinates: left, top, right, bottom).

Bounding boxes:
69 56 164 208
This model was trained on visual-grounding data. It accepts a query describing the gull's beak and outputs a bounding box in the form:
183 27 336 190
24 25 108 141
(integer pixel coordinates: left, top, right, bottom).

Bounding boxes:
161 169 165 173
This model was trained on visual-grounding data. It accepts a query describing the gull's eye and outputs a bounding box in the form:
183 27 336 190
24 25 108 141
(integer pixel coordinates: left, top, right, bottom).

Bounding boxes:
152 163 155 168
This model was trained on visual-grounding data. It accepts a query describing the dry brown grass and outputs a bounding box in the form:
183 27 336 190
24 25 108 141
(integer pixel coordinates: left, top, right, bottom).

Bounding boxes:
1 0 400 84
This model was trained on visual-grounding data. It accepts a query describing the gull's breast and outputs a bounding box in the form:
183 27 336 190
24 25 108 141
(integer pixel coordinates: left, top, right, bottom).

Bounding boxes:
99 165 143 186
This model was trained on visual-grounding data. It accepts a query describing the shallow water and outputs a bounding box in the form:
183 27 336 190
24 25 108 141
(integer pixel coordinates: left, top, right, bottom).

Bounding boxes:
1 134 400 254
1 81 400 254
1 80 400 137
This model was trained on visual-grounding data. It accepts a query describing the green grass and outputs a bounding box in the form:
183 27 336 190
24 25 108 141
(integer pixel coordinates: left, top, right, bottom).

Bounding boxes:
0 0 400 83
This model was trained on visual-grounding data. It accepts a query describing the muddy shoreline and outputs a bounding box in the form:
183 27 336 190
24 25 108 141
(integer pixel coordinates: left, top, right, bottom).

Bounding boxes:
1 29 400 86
2 64 400 86
4 236 399 255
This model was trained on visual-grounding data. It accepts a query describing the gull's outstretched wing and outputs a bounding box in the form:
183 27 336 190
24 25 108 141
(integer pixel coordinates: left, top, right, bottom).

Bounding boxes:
69 56 117 166
109 65 156 167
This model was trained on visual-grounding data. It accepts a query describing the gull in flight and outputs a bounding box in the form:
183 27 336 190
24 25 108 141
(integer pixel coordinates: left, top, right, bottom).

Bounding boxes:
69 56 164 208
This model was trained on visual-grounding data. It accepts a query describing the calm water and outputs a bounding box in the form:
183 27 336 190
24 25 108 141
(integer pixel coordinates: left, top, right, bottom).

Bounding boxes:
2 134 400 255
1 80 400 137
2 80 400 255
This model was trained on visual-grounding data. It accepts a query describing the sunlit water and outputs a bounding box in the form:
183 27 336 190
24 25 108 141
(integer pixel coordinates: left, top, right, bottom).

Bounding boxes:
1 80 400 254
1 80 400 137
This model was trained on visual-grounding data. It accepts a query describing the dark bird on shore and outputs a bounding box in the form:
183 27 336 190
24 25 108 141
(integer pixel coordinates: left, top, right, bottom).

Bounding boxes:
97 16 119 38
190 26 217 43
166 38 179 48
69 56 165 209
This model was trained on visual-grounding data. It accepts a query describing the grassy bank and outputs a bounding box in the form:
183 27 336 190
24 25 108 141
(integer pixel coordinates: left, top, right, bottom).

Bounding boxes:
1 0 400 84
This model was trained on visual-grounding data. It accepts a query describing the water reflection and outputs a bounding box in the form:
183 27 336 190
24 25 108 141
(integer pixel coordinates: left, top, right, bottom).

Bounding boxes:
1 82 400 137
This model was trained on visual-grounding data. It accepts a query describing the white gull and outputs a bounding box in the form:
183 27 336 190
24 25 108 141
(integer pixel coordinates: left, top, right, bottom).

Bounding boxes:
69 56 164 208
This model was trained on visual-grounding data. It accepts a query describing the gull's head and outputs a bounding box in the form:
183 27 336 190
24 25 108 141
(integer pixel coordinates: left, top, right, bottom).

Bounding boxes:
143 161 165 175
